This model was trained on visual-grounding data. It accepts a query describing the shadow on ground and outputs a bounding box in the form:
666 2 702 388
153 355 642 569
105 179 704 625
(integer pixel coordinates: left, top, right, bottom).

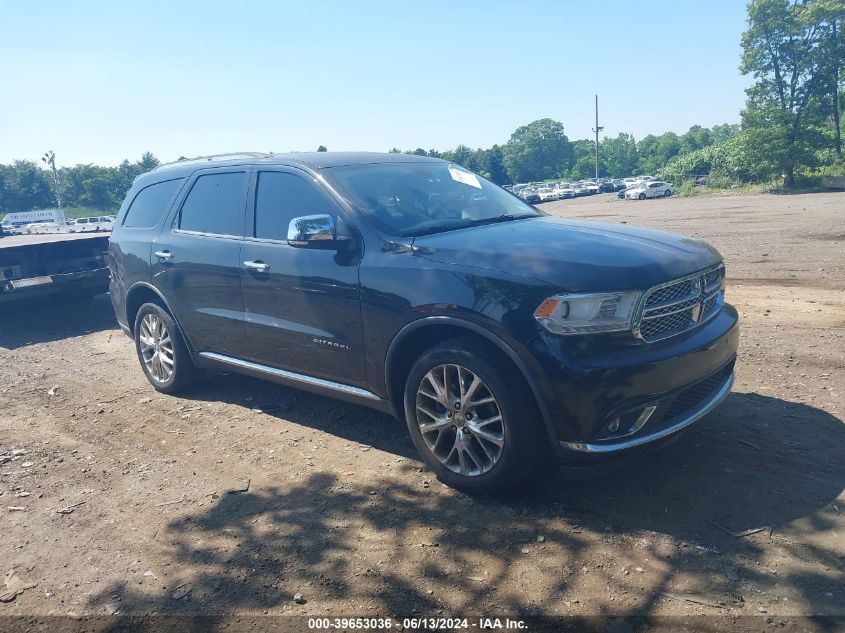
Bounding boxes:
0 293 117 350
84 387 845 625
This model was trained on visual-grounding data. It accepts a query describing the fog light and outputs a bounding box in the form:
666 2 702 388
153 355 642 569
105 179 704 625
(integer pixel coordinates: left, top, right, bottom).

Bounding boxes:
607 418 620 434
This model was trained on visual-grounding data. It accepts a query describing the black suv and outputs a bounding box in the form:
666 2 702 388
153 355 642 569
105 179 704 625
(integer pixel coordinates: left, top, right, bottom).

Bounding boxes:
108 152 739 494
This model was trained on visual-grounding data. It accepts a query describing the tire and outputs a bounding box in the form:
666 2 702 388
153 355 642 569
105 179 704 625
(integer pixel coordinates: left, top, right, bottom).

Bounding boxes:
403 337 546 494
134 302 201 393
638 193 646 200
664 189 672 197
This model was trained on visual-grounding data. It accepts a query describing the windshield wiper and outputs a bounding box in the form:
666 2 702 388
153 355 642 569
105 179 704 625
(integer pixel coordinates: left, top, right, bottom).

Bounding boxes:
405 213 536 237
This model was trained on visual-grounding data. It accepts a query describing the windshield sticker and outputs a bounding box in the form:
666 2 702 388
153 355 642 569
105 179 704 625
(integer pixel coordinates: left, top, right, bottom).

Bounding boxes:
448 166 482 189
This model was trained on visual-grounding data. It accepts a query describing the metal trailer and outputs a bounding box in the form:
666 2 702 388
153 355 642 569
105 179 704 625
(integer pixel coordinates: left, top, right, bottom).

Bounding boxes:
0 232 110 303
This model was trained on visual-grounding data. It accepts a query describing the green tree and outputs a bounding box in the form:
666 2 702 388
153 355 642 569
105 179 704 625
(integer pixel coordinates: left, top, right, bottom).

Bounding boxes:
502 118 573 183
600 133 638 177
679 125 713 154
440 144 480 172
136 152 160 173
568 155 597 180
475 144 509 184
637 132 681 174
1 160 53 211
317 145 328 152
806 0 845 157
711 123 741 143
740 0 836 186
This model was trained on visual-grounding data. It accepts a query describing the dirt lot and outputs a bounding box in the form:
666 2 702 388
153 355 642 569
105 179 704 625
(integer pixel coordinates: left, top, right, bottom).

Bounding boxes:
1 191 843 624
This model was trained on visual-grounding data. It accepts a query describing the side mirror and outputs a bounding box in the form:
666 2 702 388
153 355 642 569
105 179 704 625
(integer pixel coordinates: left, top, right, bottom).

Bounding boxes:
288 214 341 249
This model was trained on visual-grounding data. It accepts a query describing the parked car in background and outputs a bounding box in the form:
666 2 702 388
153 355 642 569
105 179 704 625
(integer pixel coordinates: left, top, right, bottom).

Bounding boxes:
108 151 738 494
555 184 576 199
625 181 673 200
22 222 67 234
1 209 67 234
68 216 116 232
538 187 558 202
598 181 615 193
571 183 588 197
519 188 541 204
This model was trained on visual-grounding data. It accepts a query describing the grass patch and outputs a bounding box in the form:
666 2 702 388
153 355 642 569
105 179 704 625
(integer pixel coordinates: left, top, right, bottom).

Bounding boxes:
62 206 117 219
675 179 771 197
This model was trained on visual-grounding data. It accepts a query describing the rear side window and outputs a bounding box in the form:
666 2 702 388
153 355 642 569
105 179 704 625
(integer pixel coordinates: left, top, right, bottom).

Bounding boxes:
179 172 247 236
254 172 330 241
124 179 184 228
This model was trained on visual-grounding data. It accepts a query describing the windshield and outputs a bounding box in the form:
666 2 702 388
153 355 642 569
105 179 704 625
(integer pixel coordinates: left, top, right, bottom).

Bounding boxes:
325 162 541 237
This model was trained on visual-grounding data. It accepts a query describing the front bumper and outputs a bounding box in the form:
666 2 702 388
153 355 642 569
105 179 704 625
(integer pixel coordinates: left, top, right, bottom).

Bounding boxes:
529 304 739 459
560 365 733 453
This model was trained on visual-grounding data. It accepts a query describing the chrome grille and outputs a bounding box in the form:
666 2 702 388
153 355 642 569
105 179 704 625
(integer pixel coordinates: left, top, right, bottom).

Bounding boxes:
637 265 725 342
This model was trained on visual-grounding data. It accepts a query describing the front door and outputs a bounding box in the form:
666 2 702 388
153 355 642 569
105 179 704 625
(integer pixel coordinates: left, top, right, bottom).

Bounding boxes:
239 168 366 387
151 168 249 356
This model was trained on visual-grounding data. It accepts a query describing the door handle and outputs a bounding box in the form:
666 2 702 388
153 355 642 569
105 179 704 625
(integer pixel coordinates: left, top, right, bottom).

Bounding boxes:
154 250 174 260
243 260 270 272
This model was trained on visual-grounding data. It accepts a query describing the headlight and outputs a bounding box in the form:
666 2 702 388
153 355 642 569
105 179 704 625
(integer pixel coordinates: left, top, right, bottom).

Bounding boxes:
534 291 641 334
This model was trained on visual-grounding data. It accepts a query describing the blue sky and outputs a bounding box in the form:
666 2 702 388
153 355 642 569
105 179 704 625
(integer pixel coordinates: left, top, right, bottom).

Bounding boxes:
0 1 751 166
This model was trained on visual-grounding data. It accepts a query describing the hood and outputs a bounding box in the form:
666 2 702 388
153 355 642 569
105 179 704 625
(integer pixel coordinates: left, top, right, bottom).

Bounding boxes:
412 215 722 292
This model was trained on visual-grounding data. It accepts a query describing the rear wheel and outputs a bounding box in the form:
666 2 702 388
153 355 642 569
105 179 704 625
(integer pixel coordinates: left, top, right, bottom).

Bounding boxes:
403 338 545 494
134 302 201 393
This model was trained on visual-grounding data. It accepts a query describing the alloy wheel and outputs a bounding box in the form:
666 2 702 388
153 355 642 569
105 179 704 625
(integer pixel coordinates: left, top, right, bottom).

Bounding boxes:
138 313 174 383
415 364 505 476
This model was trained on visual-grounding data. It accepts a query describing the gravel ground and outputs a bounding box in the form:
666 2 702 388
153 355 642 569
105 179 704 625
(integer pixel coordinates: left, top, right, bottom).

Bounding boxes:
0 191 843 623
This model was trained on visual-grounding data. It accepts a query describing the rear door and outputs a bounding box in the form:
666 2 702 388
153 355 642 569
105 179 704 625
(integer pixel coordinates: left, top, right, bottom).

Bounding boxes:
239 167 366 386
151 168 249 356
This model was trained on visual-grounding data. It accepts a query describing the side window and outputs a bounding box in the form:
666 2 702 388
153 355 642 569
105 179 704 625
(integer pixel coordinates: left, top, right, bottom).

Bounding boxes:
124 179 184 229
179 172 247 236
254 171 331 241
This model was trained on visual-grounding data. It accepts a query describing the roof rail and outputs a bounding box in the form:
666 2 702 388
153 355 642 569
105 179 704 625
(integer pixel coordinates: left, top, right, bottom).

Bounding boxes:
153 152 273 171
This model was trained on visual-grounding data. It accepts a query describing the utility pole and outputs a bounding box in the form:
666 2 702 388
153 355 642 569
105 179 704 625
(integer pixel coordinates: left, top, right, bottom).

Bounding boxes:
592 94 603 179
41 151 64 211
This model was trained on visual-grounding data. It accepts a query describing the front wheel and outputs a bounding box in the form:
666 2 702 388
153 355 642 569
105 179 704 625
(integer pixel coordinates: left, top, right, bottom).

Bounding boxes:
403 338 545 494
638 193 646 200
664 189 672 197
134 302 201 393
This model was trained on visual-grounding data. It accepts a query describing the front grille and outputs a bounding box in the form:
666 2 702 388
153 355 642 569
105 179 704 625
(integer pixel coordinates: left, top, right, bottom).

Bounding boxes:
637 265 725 342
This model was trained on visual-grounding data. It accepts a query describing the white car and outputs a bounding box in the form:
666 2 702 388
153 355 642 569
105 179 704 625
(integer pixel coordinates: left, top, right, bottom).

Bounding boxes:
537 187 559 202
68 216 115 232
625 181 673 200
22 222 69 234
554 184 576 199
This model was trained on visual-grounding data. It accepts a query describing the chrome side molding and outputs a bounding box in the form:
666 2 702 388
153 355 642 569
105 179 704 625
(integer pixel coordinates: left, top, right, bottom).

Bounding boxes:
199 352 382 401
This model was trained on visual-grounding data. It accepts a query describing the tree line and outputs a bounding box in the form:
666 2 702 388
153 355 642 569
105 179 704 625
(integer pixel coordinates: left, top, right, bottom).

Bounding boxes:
0 152 160 214
1 0 842 214
387 121 742 184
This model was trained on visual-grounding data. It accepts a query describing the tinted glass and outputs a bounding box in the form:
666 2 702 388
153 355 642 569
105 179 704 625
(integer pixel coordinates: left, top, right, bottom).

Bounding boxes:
325 162 539 237
255 172 330 240
124 179 184 228
179 172 246 236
